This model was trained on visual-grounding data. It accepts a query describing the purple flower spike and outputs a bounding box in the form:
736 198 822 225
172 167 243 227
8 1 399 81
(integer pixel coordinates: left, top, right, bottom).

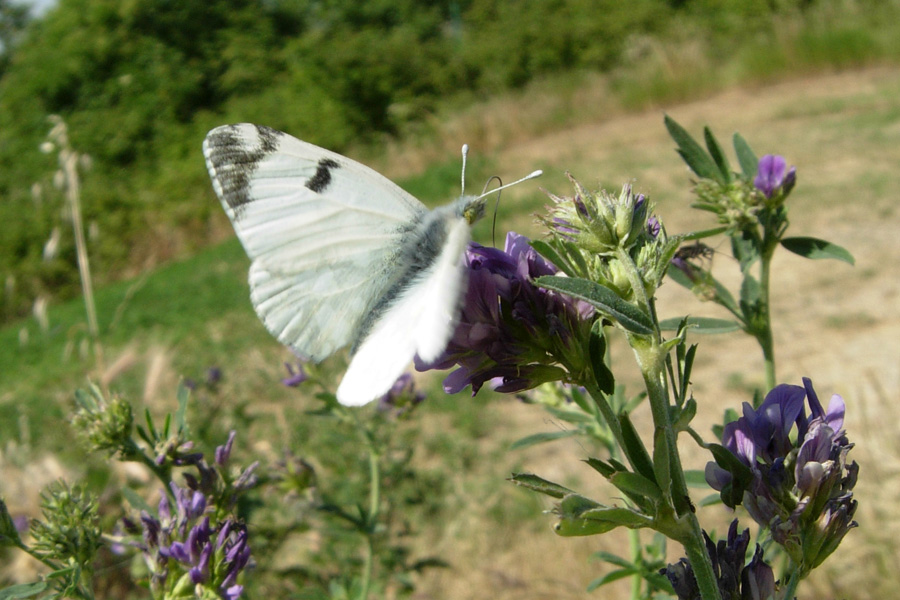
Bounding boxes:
647 215 660 238
281 361 309 387
662 520 772 600
754 154 796 199
215 431 237 466
377 373 425 415
223 585 244 600
416 232 591 396
706 378 857 573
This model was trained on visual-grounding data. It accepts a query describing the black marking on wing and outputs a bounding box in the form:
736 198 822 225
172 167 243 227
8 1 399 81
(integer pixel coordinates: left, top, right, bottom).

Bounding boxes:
205 124 283 219
305 158 340 193
352 213 449 352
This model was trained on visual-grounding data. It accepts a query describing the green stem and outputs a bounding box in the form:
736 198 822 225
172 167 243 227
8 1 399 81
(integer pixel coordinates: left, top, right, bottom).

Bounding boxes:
583 378 627 461
759 250 776 390
359 436 381 600
781 565 801 600
628 529 642 600
682 521 722 600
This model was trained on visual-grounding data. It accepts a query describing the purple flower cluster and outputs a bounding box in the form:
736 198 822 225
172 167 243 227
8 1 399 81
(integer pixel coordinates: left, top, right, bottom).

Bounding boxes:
417 232 593 395
662 520 776 600
377 373 425 415
754 154 796 200
706 378 857 571
137 482 251 600
122 430 257 598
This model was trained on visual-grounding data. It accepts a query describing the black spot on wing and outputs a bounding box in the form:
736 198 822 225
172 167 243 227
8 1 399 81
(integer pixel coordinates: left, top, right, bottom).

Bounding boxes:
204 124 284 219
305 158 340 193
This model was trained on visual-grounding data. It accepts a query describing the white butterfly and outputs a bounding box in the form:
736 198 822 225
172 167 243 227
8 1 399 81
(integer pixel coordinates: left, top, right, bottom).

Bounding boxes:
203 124 540 406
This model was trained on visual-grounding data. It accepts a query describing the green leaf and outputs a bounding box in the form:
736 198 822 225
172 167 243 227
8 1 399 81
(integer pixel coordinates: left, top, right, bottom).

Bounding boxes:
618 414 657 485
704 126 732 182
535 276 654 335
590 551 634 569
589 320 615 394
570 387 600 420
733 133 759 178
740 275 761 322
659 317 741 334
672 398 697 431
143 408 158 442
587 569 635 592
555 517 617 537
121 487 152 514
609 470 663 505
781 237 855 265
682 226 729 241
698 493 723 508
541 405 594 424
710 274 741 314
580 506 653 529
509 430 578 450
554 500 652 537
731 231 759 273
684 469 711 488
529 239 576 277
681 344 698 401
558 493 602 515
0 582 49 600
509 473 576 499
664 115 724 183
584 457 616 478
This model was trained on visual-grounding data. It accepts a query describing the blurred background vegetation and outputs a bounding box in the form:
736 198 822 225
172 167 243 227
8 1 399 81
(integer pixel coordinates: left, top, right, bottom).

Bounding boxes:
2 0 900 323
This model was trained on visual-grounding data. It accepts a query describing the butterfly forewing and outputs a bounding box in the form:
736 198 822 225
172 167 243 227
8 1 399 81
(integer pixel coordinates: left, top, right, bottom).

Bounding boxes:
203 124 428 361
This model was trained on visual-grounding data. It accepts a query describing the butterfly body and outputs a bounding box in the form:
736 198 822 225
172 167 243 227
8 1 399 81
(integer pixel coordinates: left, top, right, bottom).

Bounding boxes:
203 124 481 405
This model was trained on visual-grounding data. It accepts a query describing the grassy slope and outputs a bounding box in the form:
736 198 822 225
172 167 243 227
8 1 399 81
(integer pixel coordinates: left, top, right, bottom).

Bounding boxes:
2 66 900 598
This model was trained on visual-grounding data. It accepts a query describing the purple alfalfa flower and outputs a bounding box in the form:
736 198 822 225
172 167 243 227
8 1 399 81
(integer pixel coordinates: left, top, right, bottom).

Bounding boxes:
233 461 260 492
377 373 425 415
219 522 252 590
170 481 207 523
647 215 660 238
223 585 244 600
215 430 237 467
706 378 857 572
416 232 590 396
662 520 775 600
281 361 309 387
206 366 222 387
754 154 797 199
742 544 777 600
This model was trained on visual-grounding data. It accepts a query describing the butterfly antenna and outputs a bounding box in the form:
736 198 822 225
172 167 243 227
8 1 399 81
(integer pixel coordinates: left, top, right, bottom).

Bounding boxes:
474 169 543 201
460 144 469 196
480 176 503 247
476 169 543 246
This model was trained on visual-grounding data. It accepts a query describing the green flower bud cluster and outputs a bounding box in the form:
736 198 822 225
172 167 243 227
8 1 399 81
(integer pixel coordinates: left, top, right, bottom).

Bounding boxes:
30 482 102 570
71 383 137 459
692 178 763 232
543 175 680 305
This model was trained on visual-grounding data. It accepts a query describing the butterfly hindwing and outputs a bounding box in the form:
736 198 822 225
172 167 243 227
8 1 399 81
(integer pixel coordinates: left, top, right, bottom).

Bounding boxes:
336 210 471 405
203 124 429 362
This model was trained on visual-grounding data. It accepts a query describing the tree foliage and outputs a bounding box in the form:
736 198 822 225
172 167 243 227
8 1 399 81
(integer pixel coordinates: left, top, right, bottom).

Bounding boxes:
0 0 894 322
